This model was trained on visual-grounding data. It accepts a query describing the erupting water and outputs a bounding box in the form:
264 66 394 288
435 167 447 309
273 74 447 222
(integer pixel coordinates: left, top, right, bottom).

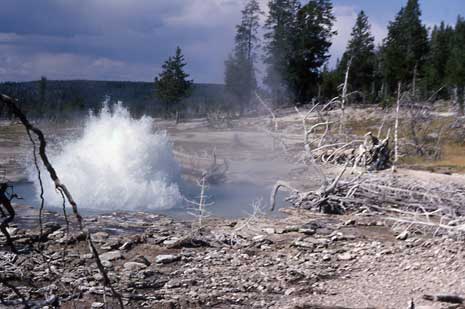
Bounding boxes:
31 103 182 211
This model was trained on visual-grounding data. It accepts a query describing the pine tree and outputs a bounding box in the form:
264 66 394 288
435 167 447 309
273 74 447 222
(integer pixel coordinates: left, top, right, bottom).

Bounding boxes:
383 0 428 95
225 0 262 113
338 10 375 101
263 0 300 104
446 16 465 114
288 0 336 103
425 22 454 92
320 64 339 99
154 46 193 115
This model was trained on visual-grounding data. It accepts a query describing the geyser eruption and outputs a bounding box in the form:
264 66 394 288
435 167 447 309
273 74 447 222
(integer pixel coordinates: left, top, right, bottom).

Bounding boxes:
32 103 182 211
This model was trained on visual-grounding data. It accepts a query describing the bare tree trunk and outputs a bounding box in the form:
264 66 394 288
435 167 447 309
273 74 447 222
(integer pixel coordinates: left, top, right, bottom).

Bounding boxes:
393 82 401 172
412 63 418 99
339 57 352 136
456 86 465 116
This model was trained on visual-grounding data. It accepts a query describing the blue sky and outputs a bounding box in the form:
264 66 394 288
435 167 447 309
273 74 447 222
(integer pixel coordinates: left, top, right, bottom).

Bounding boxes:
0 0 463 83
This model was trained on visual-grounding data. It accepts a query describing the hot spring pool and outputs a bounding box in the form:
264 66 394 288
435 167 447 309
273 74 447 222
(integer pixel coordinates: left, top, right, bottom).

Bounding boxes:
12 180 289 219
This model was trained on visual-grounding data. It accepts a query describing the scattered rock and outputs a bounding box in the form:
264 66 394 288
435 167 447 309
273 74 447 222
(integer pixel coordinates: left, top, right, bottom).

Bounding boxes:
263 228 276 234
292 239 315 249
322 254 331 261
167 236 210 249
298 228 316 235
396 231 409 241
80 253 93 260
123 262 147 272
91 232 110 243
133 255 151 266
283 226 300 233
284 287 296 296
163 238 180 247
337 252 355 261
155 254 181 264
253 235 266 241
99 250 123 262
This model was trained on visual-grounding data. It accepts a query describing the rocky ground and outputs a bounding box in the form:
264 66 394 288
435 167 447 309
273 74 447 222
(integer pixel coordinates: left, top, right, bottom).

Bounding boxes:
2 205 465 308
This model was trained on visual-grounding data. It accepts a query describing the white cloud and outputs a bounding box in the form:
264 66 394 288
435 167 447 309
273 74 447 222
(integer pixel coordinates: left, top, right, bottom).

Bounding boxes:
0 0 262 82
0 50 153 81
0 1 392 82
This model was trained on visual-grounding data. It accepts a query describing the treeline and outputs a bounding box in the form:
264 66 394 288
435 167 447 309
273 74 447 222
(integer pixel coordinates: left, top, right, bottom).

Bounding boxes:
225 0 465 111
0 79 224 119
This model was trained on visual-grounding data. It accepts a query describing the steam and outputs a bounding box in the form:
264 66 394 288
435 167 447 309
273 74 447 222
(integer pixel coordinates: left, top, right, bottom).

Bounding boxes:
31 102 182 211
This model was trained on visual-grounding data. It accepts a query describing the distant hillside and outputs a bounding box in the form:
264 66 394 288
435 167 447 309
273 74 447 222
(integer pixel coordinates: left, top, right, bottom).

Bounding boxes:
0 80 225 118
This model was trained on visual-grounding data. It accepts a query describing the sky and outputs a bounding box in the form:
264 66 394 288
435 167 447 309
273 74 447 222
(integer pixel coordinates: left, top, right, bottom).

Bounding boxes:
0 0 463 84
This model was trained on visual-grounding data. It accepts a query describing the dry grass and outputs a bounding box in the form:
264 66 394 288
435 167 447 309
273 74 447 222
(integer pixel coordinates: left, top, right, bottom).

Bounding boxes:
345 112 465 174
401 143 465 174
345 116 382 136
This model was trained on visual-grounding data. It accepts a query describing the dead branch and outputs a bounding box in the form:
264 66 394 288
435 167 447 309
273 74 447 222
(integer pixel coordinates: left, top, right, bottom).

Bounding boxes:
0 94 125 308
271 164 350 214
0 184 16 253
0 94 83 229
427 85 446 103
423 294 464 304
270 181 300 211
203 150 228 184
256 92 278 131
339 57 352 136
186 175 214 233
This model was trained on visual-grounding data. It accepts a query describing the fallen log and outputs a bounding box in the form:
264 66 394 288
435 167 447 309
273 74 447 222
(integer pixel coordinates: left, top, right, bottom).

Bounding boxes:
423 294 464 304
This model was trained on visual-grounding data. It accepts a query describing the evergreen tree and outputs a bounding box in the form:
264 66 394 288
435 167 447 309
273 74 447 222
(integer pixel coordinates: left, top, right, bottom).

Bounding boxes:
154 46 193 115
338 10 375 101
446 16 465 114
288 0 336 103
263 0 300 104
320 64 339 99
373 44 388 103
425 22 454 92
225 0 262 113
382 0 428 94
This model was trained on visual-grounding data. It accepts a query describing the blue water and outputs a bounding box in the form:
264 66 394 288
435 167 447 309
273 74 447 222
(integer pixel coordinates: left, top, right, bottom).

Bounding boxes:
11 180 288 219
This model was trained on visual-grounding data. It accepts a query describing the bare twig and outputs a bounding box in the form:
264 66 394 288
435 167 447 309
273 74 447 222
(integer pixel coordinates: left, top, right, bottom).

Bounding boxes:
0 94 124 308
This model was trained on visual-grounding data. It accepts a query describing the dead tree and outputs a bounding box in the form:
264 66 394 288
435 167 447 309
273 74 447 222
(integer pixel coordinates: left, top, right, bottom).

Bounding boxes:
186 175 214 234
0 183 17 253
339 57 352 136
203 151 228 184
255 92 278 131
393 82 401 170
403 98 445 160
255 92 287 153
271 165 465 238
292 80 391 171
270 164 353 214
206 110 233 129
0 94 125 308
